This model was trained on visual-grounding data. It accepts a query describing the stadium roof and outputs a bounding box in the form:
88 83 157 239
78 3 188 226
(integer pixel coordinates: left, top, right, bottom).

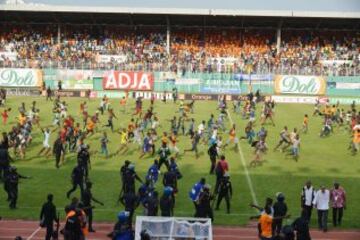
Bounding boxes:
1 0 360 19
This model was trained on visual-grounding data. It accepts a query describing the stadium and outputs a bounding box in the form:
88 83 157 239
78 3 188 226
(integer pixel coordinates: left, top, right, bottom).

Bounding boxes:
0 0 360 239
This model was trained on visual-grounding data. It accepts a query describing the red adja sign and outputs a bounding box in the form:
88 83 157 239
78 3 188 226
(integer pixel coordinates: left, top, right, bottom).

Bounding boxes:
103 71 154 91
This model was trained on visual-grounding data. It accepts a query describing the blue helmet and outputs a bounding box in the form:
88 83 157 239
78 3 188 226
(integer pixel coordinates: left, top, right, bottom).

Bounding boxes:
164 186 173 196
117 211 130 222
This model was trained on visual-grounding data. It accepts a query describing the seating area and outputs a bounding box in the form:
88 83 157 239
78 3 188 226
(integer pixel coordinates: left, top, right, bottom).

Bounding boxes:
0 24 359 75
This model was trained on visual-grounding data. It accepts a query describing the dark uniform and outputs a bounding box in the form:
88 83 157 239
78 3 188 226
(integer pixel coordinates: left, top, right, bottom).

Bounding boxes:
40 194 58 240
207 144 218 174
144 191 159 216
215 175 232 214
77 147 90 178
66 165 85 198
5 167 28 209
120 192 139 227
195 186 214 222
160 193 174 217
292 214 311 240
123 166 142 194
0 146 10 180
81 182 104 232
53 138 64 168
273 194 288 235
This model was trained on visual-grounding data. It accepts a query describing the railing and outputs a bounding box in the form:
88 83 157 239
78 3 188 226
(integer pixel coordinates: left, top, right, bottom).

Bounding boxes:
1 59 360 76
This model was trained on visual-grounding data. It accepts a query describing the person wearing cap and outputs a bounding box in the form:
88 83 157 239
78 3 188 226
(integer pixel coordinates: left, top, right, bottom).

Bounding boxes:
81 181 104 232
215 172 232 214
160 187 174 217
195 184 214 222
330 182 346 227
40 194 59 240
313 185 330 232
273 192 288 236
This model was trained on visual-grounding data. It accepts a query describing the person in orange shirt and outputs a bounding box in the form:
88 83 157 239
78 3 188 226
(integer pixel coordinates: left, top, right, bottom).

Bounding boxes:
18 113 27 126
351 128 360 155
302 114 309 133
120 94 127 113
86 119 95 136
258 207 273 240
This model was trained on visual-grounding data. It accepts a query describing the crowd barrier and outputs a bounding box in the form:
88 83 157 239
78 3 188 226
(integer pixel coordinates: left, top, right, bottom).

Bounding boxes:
1 68 359 98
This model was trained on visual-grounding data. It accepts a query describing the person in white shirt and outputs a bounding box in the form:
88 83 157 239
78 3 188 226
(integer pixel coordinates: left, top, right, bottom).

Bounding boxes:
301 180 315 222
313 185 330 232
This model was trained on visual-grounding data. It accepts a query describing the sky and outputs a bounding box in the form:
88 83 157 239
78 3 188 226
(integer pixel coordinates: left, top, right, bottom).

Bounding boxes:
2 0 360 12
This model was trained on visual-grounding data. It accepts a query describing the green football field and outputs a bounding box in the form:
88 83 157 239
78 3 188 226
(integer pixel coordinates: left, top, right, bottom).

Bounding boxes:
0 96 359 228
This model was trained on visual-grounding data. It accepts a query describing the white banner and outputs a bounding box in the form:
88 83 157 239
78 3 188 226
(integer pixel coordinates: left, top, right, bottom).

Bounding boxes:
336 82 360 89
0 68 42 87
274 75 326 95
270 95 319 104
97 54 127 63
0 51 18 61
175 78 199 85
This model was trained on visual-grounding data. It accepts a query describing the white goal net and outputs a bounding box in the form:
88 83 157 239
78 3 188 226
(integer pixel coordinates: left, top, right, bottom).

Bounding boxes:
135 216 213 240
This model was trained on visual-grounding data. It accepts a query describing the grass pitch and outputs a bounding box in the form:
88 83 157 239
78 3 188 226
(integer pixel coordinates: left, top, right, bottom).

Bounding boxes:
0 96 359 228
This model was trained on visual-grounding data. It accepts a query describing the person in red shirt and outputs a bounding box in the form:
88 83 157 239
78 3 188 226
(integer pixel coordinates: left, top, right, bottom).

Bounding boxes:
1 109 9 125
215 155 229 193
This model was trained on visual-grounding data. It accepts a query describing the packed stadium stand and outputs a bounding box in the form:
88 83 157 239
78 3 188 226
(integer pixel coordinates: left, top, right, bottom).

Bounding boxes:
0 3 360 75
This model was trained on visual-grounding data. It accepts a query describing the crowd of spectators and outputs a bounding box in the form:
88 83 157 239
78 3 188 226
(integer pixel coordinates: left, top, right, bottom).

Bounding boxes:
0 24 359 75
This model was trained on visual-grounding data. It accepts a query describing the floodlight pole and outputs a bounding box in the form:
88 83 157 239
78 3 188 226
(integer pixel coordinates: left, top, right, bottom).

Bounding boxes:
166 16 171 55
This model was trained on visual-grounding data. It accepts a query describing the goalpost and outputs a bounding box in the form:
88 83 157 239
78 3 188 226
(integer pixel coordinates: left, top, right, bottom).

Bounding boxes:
135 216 213 240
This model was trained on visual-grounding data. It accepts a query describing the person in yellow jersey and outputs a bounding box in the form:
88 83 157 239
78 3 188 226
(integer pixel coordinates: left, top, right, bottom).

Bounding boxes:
302 114 309 133
117 128 129 154
224 124 239 151
351 128 360 155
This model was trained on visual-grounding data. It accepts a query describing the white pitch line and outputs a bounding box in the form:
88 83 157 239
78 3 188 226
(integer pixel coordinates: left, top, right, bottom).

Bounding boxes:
26 227 41 240
226 110 258 206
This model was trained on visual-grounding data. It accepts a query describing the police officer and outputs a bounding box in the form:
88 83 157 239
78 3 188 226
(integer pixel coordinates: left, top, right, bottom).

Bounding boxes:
107 211 133 240
160 187 174 217
66 164 85 199
77 145 90 178
207 143 218 174
215 173 232 214
40 194 59 240
81 181 104 232
195 184 214 222
163 167 178 206
118 160 131 198
120 191 139 227
0 143 10 181
6 166 29 209
144 191 159 216
53 135 64 168
123 164 143 194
